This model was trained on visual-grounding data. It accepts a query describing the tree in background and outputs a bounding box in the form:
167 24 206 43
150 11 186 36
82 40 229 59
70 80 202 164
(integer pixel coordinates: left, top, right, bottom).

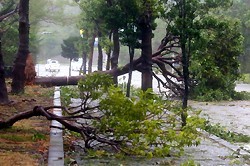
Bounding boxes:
1 0 46 67
77 0 99 74
78 29 89 74
0 1 19 66
161 0 241 105
77 0 160 89
61 36 81 76
190 16 243 101
226 0 250 73
70 0 243 104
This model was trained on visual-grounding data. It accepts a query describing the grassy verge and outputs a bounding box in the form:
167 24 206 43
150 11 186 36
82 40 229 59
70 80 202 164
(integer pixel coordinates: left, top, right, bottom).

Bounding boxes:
0 84 54 166
204 122 250 143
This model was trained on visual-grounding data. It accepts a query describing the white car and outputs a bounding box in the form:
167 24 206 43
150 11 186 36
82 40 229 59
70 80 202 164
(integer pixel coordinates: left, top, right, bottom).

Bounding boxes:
45 59 60 72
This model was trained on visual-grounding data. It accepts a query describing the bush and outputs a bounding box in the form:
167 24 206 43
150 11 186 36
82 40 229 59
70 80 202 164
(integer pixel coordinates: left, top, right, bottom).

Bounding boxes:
232 91 250 100
239 74 250 84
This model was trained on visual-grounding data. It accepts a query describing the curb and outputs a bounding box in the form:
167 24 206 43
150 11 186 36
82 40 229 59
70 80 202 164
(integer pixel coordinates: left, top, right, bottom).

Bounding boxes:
48 87 64 166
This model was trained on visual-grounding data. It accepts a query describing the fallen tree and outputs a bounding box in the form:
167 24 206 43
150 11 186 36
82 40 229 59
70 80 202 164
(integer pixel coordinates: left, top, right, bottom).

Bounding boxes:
35 33 185 97
1 73 204 157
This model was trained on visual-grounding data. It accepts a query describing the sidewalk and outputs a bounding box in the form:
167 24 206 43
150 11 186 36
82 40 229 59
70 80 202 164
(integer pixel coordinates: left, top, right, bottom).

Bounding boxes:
179 130 250 165
187 98 250 165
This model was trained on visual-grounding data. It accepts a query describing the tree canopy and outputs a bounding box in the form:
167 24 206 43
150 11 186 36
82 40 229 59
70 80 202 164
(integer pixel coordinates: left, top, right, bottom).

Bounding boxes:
61 36 80 60
0 0 248 161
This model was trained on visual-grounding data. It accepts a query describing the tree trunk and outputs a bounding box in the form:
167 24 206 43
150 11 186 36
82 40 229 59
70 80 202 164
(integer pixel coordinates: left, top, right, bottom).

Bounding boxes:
24 53 36 85
34 65 132 87
0 34 9 104
81 51 87 74
106 31 112 71
69 58 72 76
110 28 120 84
180 0 188 127
88 35 95 73
126 46 134 97
139 16 153 91
11 0 30 94
97 31 103 71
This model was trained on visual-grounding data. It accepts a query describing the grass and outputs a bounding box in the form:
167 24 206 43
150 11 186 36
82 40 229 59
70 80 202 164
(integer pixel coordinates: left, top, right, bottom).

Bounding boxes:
0 84 54 165
204 122 250 143
0 134 32 142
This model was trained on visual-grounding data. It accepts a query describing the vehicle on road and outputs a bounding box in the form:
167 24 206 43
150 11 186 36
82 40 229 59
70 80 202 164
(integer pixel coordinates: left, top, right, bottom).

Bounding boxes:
45 59 60 72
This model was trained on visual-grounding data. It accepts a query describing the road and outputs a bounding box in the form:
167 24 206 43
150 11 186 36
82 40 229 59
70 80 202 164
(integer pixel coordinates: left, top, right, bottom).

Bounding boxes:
35 64 166 92
36 64 250 94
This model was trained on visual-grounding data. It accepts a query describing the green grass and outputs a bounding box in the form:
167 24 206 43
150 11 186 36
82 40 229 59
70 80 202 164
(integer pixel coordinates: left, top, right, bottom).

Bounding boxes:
239 73 250 84
205 123 250 143
0 134 32 142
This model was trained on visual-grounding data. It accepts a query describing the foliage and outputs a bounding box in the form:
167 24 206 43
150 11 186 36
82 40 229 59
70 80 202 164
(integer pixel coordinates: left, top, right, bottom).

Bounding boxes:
0 0 52 66
180 159 200 166
153 1 243 101
189 16 243 101
0 0 18 66
239 73 250 84
205 122 250 143
74 0 244 102
226 0 250 73
2 26 18 66
31 132 46 141
231 91 250 100
61 36 81 60
61 73 205 157
60 86 80 106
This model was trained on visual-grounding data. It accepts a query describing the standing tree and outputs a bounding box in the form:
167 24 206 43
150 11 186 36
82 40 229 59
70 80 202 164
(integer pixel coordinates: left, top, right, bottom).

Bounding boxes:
137 0 156 90
0 1 18 103
226 0 250 73
118 0 141 97
78 29 89 74
61 36 81 76
11 0 37 94
0 41 9 104
35 0 242 106
77 0 100 74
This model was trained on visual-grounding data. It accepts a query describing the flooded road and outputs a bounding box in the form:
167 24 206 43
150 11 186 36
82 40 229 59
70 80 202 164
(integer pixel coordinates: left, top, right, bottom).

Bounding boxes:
235 83 250 92
190 83 250 136
68 84 250 165
189 100 250 136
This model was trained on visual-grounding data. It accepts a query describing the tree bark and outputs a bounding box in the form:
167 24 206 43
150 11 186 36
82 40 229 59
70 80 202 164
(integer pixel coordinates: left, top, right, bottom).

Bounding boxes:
180 0 188 126
0 4 18 22
69 58 72 76
34 61 137 87
97 31 103 71
139 3 153 91
105 31 112 70
11 0 30 94
110 28 120 84
81 51 87 74
0 33 9 104
126 46 134 97
88 35 95 73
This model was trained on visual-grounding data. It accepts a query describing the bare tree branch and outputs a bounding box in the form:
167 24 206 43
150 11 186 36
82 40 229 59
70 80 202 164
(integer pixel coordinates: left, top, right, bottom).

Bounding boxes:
0 4 18 22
